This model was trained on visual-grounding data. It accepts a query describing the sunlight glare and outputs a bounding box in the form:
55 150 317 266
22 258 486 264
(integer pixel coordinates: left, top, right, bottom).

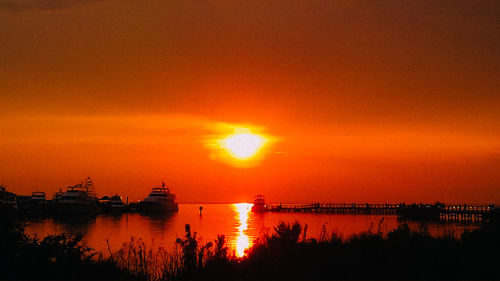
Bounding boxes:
234 203 253 257
221 129 268 160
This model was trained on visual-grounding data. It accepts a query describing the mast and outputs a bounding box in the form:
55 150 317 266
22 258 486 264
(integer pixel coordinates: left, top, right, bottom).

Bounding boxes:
84 177 96 198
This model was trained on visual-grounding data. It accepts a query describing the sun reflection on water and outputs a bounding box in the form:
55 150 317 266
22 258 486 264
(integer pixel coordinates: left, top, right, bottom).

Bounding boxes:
233 203 253 257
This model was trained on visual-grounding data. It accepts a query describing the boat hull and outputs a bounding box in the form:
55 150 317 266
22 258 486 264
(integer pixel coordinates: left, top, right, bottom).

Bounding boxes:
252 205 266 212
101 204 127 213
53 200 101 214
138 201 178 213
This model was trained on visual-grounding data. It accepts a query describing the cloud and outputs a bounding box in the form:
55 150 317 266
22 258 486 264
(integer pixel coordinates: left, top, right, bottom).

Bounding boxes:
0 0 101 12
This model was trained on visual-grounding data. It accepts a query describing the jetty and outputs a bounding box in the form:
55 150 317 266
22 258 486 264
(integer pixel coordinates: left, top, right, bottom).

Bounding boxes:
266 203 496 222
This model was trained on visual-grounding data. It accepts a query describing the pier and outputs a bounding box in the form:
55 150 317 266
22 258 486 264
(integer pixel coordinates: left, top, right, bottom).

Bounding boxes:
266 203 497 222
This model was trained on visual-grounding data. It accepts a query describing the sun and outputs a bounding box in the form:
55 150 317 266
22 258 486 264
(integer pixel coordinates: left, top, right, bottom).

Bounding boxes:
221 130 268 160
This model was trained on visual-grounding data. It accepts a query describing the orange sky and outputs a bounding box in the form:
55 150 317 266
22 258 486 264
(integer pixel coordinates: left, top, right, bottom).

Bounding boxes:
0 0 499 203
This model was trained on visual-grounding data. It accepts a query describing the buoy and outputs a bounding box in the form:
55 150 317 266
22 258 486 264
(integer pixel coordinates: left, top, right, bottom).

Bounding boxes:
199 206 203 215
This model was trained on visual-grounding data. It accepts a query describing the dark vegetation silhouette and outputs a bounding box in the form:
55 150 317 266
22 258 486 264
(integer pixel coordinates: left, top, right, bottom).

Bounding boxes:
122 221 500 280
114 224 236 281
2 211 500 280
0 213 134 280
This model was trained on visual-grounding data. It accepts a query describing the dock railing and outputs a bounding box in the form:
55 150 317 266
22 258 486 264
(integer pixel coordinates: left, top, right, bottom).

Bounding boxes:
265 203 496 222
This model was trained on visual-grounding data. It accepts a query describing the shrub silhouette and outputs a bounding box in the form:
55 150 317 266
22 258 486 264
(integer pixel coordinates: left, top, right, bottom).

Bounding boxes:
273 221 302 243
0 213 134 280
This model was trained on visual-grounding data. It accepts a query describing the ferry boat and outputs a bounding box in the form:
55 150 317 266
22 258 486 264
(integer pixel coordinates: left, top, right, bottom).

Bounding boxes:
252 195 267 212
138 183 178 213
54 177 100 214
0 185 17 209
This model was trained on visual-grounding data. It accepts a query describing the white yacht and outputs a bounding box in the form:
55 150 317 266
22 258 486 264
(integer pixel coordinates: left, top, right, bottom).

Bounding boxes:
0 185 17 209
138 183 178 212
103 194 127 212
54 177 100 214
